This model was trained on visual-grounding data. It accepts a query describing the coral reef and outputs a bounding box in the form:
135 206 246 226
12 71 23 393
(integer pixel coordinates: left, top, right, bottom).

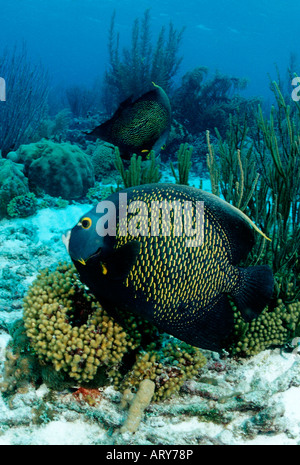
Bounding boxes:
170 142 193 185
85 183 116 205
33 109 71 142
0 159 30 218
1 262 207 406
18 263 206 401
16 140 95 199
120 340 206 402
0 320 41 396
229 298 300 356
38 195 69 210
0 346 299 444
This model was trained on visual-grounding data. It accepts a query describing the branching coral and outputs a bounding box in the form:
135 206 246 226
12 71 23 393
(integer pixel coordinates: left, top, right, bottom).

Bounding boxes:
170 143 193 185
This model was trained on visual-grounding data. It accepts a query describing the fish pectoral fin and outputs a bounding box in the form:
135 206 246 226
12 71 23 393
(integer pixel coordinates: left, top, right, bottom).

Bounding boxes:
232 265 274 321
106 240 141 280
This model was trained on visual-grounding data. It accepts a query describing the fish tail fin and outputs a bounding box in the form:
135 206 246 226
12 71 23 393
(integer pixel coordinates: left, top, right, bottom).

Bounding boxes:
232 265 274 321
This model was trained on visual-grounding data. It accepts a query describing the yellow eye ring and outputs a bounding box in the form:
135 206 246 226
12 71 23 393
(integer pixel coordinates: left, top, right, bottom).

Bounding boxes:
80 217 92 229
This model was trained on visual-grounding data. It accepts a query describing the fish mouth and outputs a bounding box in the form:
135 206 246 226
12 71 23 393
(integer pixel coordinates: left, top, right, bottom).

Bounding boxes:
62 230 102 264
87 247 102 262
74 247 102 266
62 230 71 253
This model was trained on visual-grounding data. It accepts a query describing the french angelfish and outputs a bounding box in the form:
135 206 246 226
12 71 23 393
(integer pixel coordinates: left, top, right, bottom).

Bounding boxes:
85 85 171 159
63 184 274 352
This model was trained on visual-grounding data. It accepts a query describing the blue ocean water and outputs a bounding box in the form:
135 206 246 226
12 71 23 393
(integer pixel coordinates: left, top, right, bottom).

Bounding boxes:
0 0 299 101
0 0 300 447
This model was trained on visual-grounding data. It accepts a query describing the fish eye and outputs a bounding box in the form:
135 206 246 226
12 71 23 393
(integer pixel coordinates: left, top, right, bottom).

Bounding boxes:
80 217 92 229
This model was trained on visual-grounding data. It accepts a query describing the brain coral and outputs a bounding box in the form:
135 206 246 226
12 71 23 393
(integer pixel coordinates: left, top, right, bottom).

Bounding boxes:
17 140 95 199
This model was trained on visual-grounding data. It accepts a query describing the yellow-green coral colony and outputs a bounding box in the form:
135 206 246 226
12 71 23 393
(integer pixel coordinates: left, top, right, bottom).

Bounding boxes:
120 342 206 402
23 264 142 384
65 183 274 352
229 298 300 356
21 263 206 399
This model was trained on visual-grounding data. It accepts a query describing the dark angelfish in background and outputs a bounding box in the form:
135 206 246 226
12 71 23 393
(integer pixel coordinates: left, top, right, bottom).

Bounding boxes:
85 85 171 159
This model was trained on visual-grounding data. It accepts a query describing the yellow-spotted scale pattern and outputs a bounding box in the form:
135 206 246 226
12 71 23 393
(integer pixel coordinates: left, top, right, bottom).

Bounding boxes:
68 183 274 351
115 186 239 331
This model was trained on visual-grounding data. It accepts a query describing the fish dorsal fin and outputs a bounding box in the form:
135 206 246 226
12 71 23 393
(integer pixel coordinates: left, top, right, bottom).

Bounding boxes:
115 95 134 113
197 190 269 264
223 201 271 242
